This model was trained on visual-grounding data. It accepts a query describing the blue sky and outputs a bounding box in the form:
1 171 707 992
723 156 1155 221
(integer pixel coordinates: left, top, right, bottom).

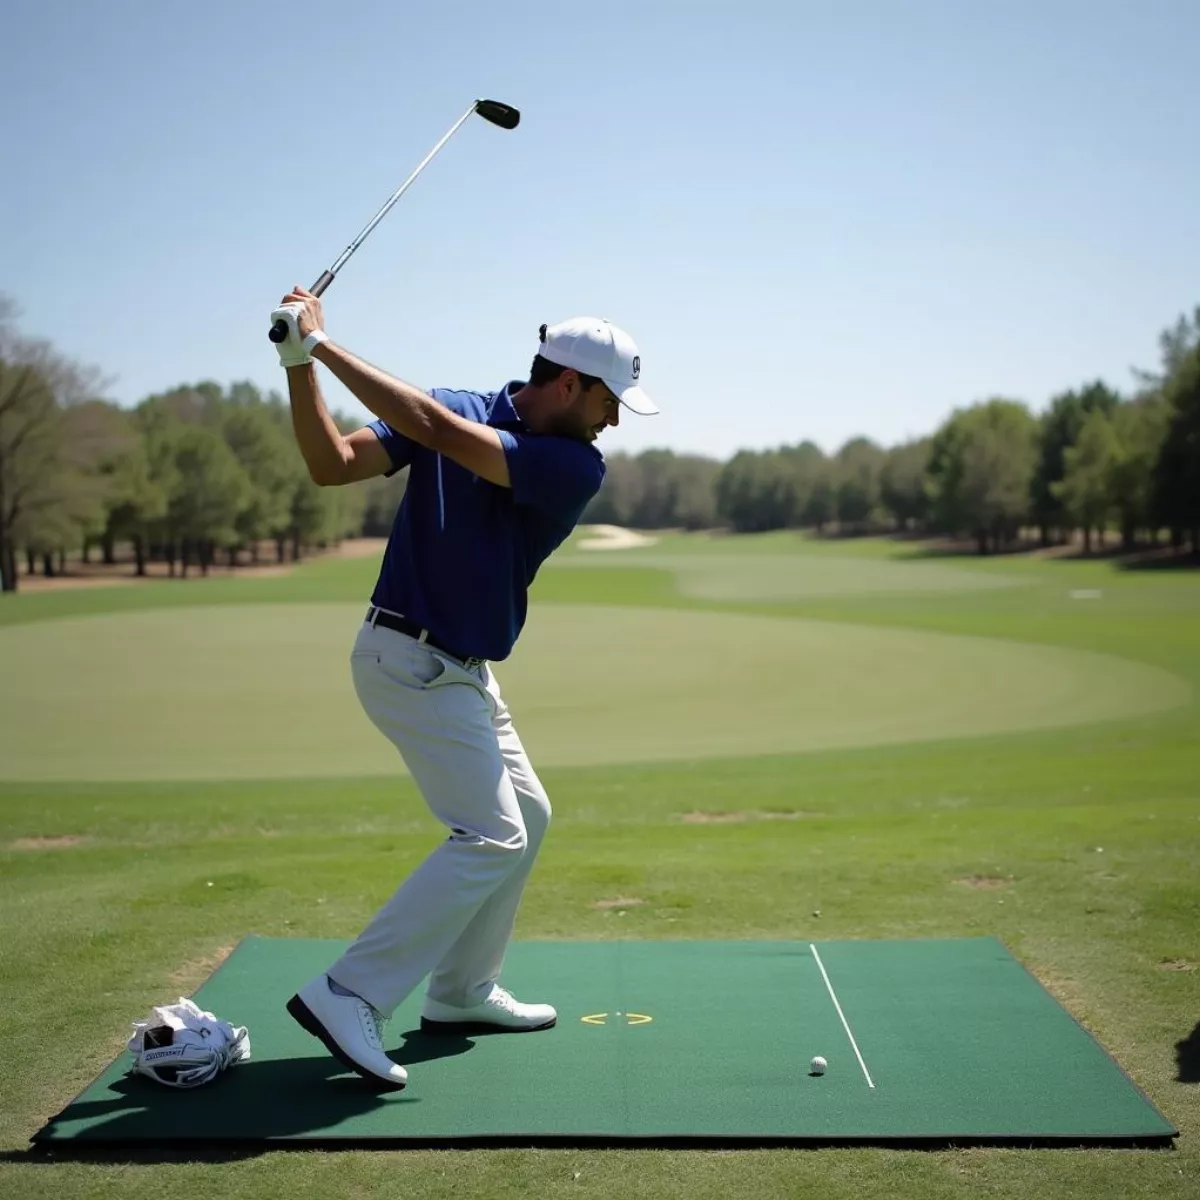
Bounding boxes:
5 0 1198 459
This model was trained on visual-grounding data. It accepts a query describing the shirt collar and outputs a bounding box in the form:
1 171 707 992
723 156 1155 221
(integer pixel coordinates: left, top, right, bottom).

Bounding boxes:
489 381 528 431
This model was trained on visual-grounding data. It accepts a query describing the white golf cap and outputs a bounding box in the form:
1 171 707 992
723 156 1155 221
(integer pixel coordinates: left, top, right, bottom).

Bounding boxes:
538 317 659 415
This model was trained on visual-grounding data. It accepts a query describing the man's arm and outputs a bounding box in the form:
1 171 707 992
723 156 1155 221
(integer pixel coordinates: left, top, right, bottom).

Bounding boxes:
285 362 394 486
310 340 511 490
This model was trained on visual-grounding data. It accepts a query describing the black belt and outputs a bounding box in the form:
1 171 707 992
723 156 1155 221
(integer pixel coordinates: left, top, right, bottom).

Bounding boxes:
365 607 485 668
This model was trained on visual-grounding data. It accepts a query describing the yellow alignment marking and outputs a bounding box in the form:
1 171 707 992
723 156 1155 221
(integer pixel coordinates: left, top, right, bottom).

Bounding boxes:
579 1012 654 1026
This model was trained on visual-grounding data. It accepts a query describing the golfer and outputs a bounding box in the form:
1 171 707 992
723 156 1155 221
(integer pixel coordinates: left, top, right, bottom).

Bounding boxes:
270 287 658 1087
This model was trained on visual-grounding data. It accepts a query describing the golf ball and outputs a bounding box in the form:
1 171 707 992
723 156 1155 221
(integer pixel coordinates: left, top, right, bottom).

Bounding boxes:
810 1056 827 1075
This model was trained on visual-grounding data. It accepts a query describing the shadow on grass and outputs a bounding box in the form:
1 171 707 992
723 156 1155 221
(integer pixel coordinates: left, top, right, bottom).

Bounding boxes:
890 542 1043 561
1115 550 1200 572
888 539 1200 569
16 1028 476 1163
1177 1021 1200 1083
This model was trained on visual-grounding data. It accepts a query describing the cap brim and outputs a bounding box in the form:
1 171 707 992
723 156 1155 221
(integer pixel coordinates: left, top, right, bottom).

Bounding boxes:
609 381 659 415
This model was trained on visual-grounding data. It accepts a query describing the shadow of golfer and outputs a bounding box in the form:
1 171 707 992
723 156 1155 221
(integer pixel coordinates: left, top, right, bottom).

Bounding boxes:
1176 1021 1200 1083
390 1027 477 1065
26 1030 478 1161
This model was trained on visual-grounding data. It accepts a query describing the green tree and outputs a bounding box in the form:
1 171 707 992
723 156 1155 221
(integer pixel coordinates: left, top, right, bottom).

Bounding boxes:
131 398 189 574
669 455 720 530
0 298 107 591
800 467 835 532
278 471 365 562
57 401 138 568
1153 343 1200 553
715 451 768 532
586 450 721 530
1133 305 1200 389
166 426 251 576
626 449 683 528
101 436 169 575
0 356 59 589
1030 382 1120 543
833 437 884 531
775 441 824 531
221 399 295 564
929 399 1038 553
880 438 932 531
1108 398 1169 550
1053 409 1119 552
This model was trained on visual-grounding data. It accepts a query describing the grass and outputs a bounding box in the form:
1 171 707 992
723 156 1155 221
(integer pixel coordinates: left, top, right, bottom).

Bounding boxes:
1 531 1198 1198
1 602 1186 780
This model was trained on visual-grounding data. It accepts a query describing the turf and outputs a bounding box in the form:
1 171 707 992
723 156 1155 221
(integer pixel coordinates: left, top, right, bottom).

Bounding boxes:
34 937 1176 1147
1 532 1198 1198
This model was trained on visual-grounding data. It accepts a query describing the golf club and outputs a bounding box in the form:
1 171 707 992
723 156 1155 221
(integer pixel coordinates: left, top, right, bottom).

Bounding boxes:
268 98 520 343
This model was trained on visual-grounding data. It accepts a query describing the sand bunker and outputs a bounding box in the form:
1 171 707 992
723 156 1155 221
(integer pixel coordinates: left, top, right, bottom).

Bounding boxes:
575 524 658 550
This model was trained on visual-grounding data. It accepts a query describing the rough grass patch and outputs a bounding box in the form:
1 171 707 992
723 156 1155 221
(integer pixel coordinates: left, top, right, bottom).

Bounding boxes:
679 810 825 824
589 896 647 910
9 834 89 850
167 944 237 994
955 874 1015 890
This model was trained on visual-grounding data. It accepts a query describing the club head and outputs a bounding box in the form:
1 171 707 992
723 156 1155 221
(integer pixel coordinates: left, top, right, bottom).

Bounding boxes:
475 99 520 130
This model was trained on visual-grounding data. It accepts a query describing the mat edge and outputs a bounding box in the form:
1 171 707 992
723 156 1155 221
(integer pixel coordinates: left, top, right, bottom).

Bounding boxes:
26 1131 1180 1152
999 936 1179 1135
27 932 266 1147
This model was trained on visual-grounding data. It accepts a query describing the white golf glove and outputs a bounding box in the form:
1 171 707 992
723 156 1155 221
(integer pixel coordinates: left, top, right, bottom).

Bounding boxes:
270 303 327 368
127 997 251 1089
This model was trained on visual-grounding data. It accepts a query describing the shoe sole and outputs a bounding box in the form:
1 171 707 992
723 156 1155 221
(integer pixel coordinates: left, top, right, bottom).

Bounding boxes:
286 993 407 1090
419 1015 558 1035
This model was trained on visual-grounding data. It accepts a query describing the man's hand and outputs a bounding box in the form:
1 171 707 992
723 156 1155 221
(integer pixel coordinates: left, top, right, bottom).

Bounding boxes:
282 286 325 340
269 287 328 369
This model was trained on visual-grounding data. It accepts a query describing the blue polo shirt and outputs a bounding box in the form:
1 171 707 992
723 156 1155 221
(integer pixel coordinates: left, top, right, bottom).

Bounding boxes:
366 381 605 662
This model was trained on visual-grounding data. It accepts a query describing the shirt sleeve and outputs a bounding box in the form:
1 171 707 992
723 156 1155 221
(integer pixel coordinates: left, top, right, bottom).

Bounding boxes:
497 431 606 517
366 388 475 475
367 419 415 476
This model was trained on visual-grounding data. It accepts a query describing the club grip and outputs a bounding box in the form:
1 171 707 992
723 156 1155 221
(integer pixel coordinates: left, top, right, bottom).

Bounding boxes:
267 271 336 342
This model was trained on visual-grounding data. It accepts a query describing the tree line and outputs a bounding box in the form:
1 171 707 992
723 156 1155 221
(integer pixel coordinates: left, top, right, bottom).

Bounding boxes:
584 306 1200 556
2 297 1197 593
0 296 405 592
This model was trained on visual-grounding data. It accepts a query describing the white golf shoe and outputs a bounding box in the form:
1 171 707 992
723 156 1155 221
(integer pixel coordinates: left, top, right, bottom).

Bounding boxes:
286 976 408 1089
421 984 557 1034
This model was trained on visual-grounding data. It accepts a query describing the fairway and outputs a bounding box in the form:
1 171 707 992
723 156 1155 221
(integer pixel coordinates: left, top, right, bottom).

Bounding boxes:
0 601 1188 782
2 534 1198 1200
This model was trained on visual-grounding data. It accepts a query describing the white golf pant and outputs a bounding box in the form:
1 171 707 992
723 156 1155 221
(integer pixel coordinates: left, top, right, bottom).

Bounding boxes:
326 617 551 1016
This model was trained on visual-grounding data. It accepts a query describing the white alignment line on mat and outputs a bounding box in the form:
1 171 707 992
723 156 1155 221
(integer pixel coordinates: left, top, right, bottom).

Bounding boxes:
810 944 876 1089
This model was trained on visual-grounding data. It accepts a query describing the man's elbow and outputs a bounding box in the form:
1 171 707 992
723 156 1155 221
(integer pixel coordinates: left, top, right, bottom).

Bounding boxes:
307 458 348 487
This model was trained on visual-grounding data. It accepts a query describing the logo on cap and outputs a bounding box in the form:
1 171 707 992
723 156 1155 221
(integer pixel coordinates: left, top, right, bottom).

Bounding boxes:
632 355 641 380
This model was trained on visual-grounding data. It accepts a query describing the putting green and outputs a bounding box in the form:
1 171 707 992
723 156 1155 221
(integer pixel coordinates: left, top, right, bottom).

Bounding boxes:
549 550 1023 601
0 603 1187 782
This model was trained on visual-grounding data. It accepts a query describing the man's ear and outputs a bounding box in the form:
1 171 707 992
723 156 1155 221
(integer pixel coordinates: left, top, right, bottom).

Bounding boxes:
559 370 582 401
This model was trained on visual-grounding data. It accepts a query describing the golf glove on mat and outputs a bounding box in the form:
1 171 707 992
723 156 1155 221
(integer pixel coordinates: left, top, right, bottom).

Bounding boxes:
127 996 251 1089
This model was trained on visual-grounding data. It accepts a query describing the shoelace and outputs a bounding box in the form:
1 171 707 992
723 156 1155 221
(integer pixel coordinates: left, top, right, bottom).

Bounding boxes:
357 1001 389 1050
490 986 519 1014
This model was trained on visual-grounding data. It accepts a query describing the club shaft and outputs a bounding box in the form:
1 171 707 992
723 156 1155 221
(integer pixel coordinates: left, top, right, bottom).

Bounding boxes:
269 98 516 342
324 102 479 281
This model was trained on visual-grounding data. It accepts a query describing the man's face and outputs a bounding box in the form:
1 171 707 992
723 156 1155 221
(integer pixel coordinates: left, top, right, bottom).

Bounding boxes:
548 373 622 443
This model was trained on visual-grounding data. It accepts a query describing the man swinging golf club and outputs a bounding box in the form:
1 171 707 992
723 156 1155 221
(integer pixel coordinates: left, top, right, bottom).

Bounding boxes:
271 286 658 1088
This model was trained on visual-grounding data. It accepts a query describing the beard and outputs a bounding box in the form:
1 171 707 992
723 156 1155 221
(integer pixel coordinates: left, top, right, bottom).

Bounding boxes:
542 404 593 443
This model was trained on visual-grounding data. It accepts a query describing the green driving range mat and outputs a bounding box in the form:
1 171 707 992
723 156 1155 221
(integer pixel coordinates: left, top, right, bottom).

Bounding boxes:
33 937 1176 1149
